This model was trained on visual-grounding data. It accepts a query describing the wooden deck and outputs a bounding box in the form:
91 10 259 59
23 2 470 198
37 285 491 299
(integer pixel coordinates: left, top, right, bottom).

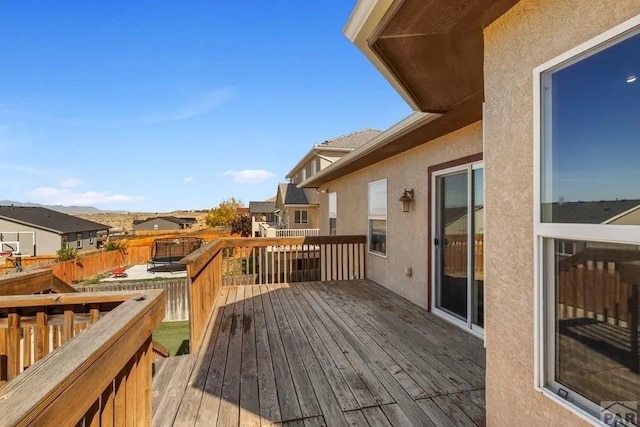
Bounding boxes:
154 280 486 426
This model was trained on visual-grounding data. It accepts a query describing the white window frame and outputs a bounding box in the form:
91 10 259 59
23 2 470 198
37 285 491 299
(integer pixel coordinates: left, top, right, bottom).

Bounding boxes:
294 209 308 224
311 159 318 176
368 179 387 257
533 14 640 425
76 232 83 249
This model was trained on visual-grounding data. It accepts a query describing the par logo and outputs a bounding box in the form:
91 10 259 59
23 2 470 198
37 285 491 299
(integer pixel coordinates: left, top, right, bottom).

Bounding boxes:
601 401 637 426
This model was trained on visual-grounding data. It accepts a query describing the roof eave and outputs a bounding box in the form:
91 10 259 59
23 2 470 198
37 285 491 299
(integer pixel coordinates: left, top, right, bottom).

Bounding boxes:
285 146 355 179
299 111 441 188
343 0 421 110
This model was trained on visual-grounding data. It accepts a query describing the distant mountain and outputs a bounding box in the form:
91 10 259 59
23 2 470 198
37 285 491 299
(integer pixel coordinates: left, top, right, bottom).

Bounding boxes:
0 200 110 214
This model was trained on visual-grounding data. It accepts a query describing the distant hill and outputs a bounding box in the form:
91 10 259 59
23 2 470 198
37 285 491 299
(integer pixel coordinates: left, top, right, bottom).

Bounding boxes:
0 200 111 214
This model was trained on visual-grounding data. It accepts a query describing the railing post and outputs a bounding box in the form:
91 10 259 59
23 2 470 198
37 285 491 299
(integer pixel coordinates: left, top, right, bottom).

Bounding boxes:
7 309 20 381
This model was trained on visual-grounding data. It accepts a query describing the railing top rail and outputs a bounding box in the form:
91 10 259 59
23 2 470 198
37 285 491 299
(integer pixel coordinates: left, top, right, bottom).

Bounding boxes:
0 290 144 309
0 289 165 426
558 247 640 271
0 269 52 296
221 235 365 247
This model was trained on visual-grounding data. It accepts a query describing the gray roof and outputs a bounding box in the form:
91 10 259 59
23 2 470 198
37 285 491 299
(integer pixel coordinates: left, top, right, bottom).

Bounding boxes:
133 216 195 225
545 200 640 224
317 129 381 150
0 206 110 234
279 183 309 205
249 201 277 214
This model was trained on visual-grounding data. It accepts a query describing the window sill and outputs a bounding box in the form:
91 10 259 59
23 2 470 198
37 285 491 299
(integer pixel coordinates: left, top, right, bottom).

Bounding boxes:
537 386 602 426
368 251 388 259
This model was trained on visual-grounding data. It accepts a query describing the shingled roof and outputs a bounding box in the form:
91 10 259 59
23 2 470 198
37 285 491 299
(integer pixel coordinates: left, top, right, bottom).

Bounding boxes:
249 201 276 214
317 128 382 149
132 216 196 226
0 206 109 234
279 183 309 205
545 200 640 224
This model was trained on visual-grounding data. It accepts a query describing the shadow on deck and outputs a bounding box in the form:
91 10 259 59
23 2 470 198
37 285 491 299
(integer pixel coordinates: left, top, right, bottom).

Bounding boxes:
153 280 486 426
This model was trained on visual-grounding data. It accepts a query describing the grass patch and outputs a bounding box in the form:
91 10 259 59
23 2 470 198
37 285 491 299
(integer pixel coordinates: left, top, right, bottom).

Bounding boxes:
153 321 190 356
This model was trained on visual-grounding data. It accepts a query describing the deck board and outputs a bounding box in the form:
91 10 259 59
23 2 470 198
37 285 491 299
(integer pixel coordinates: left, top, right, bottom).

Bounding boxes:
161 280 486 426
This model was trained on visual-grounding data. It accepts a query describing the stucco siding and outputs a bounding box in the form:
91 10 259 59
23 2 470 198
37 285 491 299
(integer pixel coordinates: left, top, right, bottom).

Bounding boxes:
0 218 61 255
282 206 319 229
483 1 640 425
320 122 483 308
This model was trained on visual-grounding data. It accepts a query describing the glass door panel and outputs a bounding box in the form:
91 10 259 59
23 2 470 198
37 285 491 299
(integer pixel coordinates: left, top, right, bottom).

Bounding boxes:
437 171 469 320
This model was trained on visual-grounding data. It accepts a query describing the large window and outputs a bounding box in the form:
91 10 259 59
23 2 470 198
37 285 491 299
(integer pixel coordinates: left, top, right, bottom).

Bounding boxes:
368 179 387 256
536 20 640 423
294 210 308 224
328 192 337 236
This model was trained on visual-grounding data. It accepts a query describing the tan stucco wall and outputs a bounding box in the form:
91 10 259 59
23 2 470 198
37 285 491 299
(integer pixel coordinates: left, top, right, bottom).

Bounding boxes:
483 1 640 425
320 122 483 308
283 206 319 229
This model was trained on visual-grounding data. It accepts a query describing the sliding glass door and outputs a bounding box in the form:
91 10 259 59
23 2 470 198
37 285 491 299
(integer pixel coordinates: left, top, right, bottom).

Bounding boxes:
433 163 484 334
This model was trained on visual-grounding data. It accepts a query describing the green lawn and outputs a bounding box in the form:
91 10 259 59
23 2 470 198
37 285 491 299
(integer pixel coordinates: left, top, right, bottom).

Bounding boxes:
153 321 190 356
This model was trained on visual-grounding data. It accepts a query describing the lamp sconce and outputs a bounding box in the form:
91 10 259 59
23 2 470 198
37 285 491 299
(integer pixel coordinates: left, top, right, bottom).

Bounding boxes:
399 188 415 212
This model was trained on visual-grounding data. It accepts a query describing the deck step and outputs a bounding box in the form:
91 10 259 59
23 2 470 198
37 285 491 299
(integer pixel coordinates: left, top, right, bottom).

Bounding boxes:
152 354 197 426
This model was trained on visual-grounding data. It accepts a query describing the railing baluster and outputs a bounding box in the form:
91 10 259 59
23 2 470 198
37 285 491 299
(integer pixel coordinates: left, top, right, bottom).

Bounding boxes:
63 305 74 344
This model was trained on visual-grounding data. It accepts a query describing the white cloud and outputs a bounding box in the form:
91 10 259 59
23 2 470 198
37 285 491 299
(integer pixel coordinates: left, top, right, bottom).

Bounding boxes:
28 187 143 205
60 178 83 188
223 169 274 184
183 176 194 183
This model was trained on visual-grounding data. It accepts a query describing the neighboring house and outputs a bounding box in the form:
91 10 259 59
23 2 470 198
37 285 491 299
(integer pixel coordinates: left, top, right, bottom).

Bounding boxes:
0 206 109 255
287 128 380 185
248 201 277 237
275 183 319 230
132 216 197 232
299 1 640 425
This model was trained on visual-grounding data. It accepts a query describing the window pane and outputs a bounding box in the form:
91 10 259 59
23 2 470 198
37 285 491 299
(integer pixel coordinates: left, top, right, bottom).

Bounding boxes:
329 218 337 236
369 180 387 219
547 238 640 413
542 31 640 224
328 192 337 218
370 220 386 255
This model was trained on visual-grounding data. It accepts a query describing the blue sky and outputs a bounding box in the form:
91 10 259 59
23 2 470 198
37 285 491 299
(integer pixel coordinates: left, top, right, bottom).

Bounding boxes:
0 1 410 212
549 30 640 203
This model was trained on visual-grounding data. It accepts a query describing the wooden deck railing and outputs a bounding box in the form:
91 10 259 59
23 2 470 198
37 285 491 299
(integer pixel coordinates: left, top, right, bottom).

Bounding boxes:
0 289 165 426
0 269 76 296
181 235 366 352
558 248 640 325
443 234 484 279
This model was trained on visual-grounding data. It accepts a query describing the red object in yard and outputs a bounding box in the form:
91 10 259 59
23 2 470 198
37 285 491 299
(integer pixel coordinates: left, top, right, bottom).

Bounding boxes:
112 267 127 278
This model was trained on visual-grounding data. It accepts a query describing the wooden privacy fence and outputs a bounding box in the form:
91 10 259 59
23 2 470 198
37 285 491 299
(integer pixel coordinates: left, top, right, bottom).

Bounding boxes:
77 278 189 322
181 235 367 352
0 289 165 426
50 246 152 284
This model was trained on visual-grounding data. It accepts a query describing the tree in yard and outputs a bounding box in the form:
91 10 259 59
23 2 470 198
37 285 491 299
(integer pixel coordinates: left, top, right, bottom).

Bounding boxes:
205 197 243 227
231 214 252 237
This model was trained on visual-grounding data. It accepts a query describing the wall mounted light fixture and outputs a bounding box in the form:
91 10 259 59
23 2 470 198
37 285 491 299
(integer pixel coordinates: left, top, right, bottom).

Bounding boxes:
399 188 415 212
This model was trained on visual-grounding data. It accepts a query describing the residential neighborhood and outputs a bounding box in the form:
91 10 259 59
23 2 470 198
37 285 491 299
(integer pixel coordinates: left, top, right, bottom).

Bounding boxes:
1 1 640 426
0 205 109 255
